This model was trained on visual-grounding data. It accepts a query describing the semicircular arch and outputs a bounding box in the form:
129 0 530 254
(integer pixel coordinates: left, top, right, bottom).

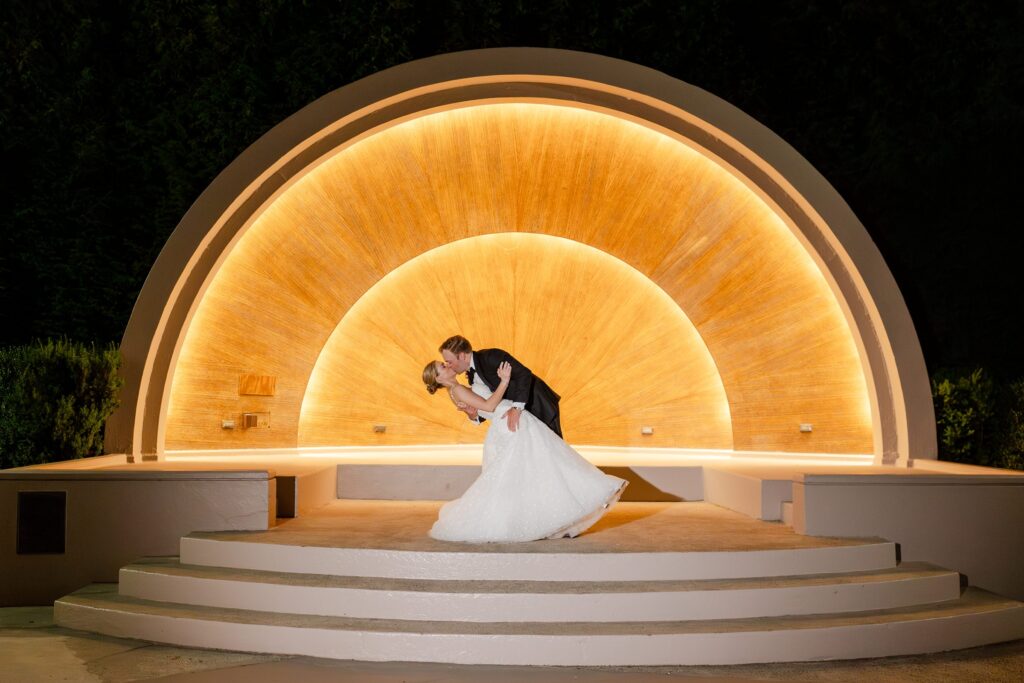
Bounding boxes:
108 48 934 466
165 103 872 456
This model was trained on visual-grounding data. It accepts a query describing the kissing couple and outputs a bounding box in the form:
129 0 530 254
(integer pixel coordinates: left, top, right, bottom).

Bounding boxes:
422 335 627 543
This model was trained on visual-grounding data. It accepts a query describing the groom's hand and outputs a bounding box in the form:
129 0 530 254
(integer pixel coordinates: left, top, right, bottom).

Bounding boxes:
505 407 522 432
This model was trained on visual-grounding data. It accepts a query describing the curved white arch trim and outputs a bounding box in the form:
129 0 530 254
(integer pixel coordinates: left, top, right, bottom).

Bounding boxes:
108 48 934 465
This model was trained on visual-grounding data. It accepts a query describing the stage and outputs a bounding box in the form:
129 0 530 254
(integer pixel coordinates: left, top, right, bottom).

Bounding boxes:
51 497 1024 665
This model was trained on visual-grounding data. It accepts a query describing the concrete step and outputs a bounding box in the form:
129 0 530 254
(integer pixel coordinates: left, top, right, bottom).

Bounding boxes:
55 584 1024 666
120 558 961 622
179 534 898 581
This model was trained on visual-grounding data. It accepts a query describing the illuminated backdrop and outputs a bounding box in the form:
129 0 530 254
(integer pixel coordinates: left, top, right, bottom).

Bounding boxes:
166 104 872 454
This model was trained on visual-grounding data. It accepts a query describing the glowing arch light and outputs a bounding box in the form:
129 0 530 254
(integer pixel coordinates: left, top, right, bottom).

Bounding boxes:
110 49 934 466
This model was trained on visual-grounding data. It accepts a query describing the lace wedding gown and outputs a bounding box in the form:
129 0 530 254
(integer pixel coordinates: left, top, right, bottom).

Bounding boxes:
430 398 627 543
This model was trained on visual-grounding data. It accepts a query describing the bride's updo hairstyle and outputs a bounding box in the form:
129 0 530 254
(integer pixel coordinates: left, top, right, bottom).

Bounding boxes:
422 361 443 394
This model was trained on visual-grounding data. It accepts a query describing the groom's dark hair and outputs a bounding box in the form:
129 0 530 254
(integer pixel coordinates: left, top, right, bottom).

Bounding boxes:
440 335 472 355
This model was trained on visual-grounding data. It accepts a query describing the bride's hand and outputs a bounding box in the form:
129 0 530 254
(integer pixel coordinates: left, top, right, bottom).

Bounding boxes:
455 401 479 420
497 361 511 382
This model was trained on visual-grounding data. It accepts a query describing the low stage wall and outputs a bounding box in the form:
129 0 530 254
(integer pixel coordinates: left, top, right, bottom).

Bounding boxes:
0 469 275 606
337 464 704 502
6 454 1024 608
793 472 1024 600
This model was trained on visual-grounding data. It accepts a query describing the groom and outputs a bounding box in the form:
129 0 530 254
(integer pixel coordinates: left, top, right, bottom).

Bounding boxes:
439 335 562 437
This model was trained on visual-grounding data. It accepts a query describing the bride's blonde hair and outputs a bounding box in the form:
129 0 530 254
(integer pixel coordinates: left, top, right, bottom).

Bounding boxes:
422 361 443 395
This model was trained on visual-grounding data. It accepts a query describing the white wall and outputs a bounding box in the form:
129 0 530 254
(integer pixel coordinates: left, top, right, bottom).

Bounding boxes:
0 470 274 606
793 473 1024 600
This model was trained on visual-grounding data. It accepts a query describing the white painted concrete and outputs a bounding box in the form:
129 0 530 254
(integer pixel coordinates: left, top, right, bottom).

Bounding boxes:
793 472 1024 600
178 536 897 581
294 465 336 516
46 476 1024 666
0 470 274 607
620 465 704 501
337 464 481 500
703 467 764 519
336 463 705 502
55 585 1024 666
781 501 794 526
702 467 792 520
761 479 793 521
118 561 960 622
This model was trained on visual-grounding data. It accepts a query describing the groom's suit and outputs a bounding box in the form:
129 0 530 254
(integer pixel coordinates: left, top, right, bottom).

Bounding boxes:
471 348 562 438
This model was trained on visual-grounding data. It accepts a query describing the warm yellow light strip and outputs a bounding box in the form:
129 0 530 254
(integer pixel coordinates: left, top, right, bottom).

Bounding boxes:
162 446 873 468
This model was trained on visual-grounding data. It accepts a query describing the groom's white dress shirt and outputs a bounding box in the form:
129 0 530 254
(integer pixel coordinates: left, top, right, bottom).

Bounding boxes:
469 353 524 417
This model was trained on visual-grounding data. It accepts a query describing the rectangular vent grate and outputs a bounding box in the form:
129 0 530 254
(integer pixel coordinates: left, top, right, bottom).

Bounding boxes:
17 491 67 554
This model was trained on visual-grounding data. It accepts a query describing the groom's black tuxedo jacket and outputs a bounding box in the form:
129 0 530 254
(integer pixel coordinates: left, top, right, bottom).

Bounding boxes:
473 348 562 438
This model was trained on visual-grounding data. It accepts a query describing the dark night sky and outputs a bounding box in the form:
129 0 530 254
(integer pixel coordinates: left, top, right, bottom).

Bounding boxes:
2 1 1022 378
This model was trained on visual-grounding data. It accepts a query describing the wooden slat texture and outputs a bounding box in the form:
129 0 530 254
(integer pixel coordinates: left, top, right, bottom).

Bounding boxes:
298 234 732 447
165 103 872 454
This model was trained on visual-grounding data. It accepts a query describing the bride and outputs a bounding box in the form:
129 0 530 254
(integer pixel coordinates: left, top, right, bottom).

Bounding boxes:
421 360 627 543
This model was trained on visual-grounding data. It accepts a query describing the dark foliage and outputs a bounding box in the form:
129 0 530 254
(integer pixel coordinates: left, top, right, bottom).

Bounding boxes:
0 339 122 468
1 1 1022 372
932 368 1024 470
1001 380 1024 471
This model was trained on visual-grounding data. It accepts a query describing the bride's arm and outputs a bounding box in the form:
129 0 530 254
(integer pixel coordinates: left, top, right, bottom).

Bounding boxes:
451 362 511 413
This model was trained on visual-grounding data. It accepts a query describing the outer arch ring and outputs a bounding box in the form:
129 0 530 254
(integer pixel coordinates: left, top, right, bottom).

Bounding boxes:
106 47 934 466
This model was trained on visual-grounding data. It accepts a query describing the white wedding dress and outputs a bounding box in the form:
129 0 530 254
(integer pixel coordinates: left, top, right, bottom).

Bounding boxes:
430 398 627 543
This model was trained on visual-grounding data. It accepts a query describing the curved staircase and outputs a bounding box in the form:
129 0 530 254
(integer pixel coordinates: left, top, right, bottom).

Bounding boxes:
54 501 1024 665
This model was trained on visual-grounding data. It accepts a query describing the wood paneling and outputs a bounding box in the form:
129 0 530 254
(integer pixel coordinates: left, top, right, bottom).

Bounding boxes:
165 103 872 454
238 375 276 396
299 234 732 447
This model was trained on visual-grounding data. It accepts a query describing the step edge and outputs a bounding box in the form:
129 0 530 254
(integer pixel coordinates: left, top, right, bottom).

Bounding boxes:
57 584 1021 635
178 537 897 580
117 570 964 622
119 561 960 594
54 598 1024 666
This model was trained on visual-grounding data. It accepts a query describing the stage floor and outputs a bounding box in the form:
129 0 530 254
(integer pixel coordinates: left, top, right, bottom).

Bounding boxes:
193 500 866 554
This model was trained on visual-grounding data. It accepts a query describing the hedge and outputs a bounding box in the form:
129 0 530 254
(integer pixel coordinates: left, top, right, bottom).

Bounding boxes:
932 368 1024 471
0 339 122 470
